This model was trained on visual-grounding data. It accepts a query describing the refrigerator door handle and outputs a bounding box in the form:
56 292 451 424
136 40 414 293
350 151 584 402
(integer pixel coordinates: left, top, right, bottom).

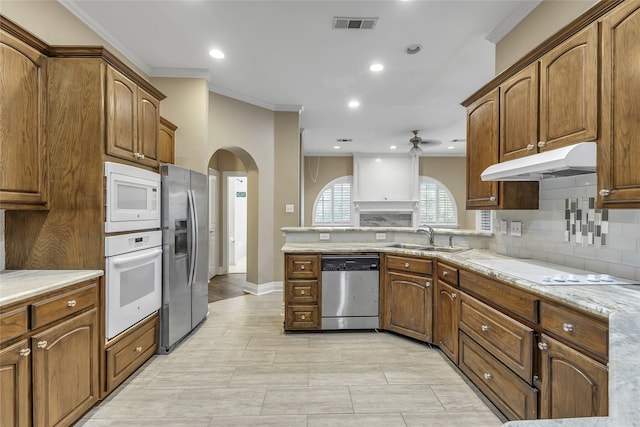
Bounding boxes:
187 189 198 287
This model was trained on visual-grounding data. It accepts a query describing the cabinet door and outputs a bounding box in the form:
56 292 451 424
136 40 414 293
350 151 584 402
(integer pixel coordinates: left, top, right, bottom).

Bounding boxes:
434 280 459 363
32 309 98 427
466 90 499 209
385 271 432 342
158 117 177 164
0 340 31 427
106 66 138 161
136 87 160 168
500 63 539 162
539 23 598 149
0 30 49 209
538 334 607 419
599 0 640 208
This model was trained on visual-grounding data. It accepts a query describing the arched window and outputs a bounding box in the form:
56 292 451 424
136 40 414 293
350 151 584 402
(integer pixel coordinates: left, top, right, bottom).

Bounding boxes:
418 176 458 226
313 176 353 225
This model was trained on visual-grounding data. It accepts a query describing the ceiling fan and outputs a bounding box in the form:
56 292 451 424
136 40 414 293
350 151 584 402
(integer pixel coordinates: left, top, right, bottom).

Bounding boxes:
409 130 441 155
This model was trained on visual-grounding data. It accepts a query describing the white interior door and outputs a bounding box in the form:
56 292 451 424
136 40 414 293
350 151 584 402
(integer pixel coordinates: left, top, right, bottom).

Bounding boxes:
223 172 247 274
208 169 218 279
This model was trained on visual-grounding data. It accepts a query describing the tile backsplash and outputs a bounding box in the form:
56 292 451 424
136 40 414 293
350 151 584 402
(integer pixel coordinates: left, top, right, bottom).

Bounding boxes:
490 174 640 281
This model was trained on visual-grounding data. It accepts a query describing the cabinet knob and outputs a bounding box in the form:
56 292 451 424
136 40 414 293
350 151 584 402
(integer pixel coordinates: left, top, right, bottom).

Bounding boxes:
135 346 143 353
451 293 458 299
443 271 448 276
300 290 305 295
405 262 410 268
300 265 305 270
562 323 574 333
37 341 47 349
426 282 432 287
483 373 492 380
139 154 145 159
537 141 546 148
538 342 548 351
301 315 306 320
481 325 489 332
67 300 77 307
599 189 613 197
526 143 535 150
133 152 140 159
19 348 31 357
489 196 496 202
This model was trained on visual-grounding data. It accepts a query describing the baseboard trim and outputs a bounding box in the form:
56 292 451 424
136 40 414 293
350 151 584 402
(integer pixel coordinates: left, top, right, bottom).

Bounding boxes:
242 280 283 295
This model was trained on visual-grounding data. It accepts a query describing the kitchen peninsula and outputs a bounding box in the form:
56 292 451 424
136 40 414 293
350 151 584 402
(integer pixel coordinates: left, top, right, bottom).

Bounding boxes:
281 227 640 426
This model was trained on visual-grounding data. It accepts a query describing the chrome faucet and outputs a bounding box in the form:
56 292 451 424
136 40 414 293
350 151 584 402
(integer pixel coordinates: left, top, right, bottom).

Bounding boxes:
416 226 435 246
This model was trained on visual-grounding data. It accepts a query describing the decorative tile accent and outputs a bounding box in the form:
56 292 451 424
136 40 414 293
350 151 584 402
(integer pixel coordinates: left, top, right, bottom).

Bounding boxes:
565 197 608 247
360 213 412 227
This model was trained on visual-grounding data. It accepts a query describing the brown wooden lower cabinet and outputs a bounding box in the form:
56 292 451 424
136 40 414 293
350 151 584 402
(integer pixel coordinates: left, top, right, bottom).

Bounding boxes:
459 332 538 420
106 312 159 393
285 305 320 330
0 339 31 427
384 271 433 342
538 334 608 419
434 280 459 363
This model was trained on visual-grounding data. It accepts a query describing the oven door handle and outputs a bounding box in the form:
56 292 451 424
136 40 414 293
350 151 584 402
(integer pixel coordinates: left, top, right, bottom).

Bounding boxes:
112 249 162 267
187 189 198 287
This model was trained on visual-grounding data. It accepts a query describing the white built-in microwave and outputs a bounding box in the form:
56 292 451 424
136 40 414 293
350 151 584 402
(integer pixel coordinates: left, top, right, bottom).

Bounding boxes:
104 162 161 233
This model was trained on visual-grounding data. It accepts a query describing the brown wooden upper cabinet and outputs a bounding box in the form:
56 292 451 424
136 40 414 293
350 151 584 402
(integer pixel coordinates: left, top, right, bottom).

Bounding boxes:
466 90 500 209
158 117 177 165
500 63 539 162
539 23 598 151
0 27 49 210
598 0 640 208
106 66 161 168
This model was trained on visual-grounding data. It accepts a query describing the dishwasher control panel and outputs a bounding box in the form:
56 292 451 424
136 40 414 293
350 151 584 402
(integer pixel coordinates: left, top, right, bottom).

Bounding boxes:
322 255 379 271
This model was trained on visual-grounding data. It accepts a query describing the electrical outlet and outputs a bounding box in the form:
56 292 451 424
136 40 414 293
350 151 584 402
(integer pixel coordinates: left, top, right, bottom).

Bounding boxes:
285 204 294 213
319 233 330 241
510 221 522 237
500 220 508 235
375 233 386 240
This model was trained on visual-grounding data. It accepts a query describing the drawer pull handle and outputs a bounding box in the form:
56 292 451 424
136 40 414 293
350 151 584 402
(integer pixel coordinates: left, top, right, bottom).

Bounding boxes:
562 323 574 333
483 373 492 380
527 143 535 150
489 196 496 202
599 189 613 197
301 290 305 295
135 346 143 353
37 341 47 349
443 271 448 276
67 300 77 307
405 263 410 268
481 325 489 332
300 265 305 270
537 141 546 148
301 315 306 320
19 348 31 357
538 342 548 351
451 293 457 299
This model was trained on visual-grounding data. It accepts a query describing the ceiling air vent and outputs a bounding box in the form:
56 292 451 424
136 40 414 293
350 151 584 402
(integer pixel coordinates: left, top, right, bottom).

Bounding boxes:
333 17 378 30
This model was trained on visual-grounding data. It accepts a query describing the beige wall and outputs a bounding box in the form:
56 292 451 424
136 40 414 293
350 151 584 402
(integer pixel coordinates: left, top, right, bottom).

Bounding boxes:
496 0 599 73
303 156 474 229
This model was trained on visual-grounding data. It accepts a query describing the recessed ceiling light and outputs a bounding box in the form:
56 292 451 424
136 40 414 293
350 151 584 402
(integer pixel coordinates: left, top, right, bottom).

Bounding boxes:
369 63 384 72
348 100 360 108
447 146 455 149
375 158 381 162
390 145 397 150
405 44 422 55
209 49 225 59
334 145 341 149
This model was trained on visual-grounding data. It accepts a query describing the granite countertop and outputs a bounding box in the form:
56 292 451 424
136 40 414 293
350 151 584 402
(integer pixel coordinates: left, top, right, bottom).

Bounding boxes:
281 244 640 427
0 270 104 308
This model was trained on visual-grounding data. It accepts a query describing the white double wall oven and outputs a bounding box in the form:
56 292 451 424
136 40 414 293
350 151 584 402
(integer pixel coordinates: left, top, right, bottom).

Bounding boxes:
104 162 163 340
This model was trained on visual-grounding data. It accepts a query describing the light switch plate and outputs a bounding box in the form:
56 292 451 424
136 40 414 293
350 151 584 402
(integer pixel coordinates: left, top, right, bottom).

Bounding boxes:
285 204 294 213
500 220 508 235
375 233 386 240
319 233 330 241
510 221 522 237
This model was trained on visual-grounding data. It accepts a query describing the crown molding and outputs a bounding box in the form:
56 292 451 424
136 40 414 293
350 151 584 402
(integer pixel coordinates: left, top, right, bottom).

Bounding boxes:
486 0 543 43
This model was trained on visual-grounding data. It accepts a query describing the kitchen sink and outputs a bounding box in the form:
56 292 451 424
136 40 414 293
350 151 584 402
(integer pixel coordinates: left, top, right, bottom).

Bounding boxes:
384 243 464 253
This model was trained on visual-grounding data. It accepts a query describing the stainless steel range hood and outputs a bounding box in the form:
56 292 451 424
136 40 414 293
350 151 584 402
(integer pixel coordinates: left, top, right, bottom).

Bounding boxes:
481 142 596 181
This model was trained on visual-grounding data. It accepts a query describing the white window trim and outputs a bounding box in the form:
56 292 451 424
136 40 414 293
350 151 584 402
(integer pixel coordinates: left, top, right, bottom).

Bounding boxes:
418 176 459 228
312 176 353 226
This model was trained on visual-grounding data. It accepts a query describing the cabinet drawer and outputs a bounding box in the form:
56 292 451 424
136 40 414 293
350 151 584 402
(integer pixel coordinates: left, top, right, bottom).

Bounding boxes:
286 255 319 279
539 301 608 361
459 270 538 323
459 293 534 383
437 262 459 287
286 280 318 304
285 305 319 330
0 306 29 344
106 312 158 392
459 332 538 420
386 255 432 275
31 282 97 330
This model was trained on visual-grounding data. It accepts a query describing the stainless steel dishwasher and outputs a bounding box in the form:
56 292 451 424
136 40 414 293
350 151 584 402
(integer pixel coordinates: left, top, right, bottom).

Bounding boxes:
321 254 380 330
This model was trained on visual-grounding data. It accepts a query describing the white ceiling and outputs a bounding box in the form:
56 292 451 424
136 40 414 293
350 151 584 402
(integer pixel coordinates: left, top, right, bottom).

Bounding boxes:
60 0 539 157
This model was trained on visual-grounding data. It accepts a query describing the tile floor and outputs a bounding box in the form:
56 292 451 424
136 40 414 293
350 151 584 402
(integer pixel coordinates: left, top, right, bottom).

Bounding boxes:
76 292 506 426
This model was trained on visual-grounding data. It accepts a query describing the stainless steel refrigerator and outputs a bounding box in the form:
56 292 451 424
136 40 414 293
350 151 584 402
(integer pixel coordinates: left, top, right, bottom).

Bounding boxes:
158 164 209 354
